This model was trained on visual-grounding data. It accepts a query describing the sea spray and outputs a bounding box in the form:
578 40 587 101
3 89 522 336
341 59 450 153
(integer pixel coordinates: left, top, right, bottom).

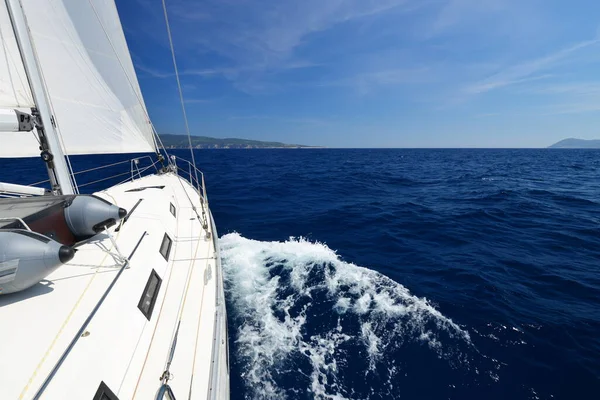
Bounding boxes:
221 233 477 399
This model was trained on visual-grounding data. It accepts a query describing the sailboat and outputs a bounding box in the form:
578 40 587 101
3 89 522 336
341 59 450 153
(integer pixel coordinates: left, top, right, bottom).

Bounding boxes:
0 0 229 399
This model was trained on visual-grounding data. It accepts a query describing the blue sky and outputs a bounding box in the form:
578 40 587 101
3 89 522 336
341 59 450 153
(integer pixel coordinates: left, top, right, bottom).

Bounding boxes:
117 0 600 148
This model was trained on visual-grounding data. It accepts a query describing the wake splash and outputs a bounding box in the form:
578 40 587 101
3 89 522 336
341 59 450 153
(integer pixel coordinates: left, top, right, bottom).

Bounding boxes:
221 233 475 400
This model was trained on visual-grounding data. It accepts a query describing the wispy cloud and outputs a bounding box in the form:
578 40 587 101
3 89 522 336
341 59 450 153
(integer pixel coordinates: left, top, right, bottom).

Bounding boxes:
526 82 600 96
316 67 434 95
426 0 507 37
122 0 600 146
466 74 556 94
543 102 600 115
133 0 423 92
473 112 501 118
134 0 544 97
135 59 322 88
528 82 600 115
184 98 220 104
169 0 415 64
228 114 333 126
135 63 231 79
465 38 600 94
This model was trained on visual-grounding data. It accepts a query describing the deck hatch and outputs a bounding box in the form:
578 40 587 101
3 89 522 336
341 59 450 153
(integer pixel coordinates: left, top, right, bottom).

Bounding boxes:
138 269 162 320
93 381 119 400
125 185 165 192
159 233 172 261
169 202 176 217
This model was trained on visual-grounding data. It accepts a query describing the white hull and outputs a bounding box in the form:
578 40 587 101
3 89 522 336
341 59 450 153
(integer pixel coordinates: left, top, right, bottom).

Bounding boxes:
0 172 229 399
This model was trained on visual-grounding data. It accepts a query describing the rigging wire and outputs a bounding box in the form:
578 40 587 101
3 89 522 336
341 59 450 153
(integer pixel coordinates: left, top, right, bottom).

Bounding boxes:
159 0 209 230
160 0 200 182
87 0 208 229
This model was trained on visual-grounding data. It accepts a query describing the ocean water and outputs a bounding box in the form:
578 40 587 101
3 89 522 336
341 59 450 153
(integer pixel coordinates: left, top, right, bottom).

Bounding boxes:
2 149 599 400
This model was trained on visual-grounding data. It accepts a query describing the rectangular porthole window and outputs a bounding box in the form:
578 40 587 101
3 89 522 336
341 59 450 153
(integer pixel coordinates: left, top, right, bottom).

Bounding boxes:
93 381 119 400
138 269 162 320
170 202 176 217
159 233 172 261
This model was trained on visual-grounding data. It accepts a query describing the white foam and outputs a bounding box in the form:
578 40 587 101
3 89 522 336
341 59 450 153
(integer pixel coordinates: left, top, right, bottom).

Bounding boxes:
301 326 352 400
220 233 472 399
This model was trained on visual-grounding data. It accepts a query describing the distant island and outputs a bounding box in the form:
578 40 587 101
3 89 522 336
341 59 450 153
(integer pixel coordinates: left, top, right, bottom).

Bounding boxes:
158 134 311 149
548 138 600 148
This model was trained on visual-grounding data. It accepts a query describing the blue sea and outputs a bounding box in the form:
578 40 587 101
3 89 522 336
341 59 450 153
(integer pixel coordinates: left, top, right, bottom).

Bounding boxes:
2 149 599 400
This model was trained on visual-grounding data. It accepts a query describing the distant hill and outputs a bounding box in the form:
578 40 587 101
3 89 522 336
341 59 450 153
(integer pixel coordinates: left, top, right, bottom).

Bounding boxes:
548 138 600 148
158 134 311 149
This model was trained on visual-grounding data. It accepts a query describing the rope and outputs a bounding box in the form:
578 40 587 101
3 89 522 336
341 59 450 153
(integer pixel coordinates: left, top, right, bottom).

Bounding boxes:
161 0 200 184
19 198 124 399
33 228 135 400
160 180 210 386
188 230 213 396
131 177 183 398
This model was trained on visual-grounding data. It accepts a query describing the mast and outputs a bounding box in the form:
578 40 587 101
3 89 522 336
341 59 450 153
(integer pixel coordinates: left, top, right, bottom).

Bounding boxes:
4 0 74 195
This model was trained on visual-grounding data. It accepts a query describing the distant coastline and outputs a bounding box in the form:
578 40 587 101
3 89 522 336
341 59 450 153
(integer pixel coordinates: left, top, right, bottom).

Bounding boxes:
158 134 600 149
548 138 600 149
159 134 314 149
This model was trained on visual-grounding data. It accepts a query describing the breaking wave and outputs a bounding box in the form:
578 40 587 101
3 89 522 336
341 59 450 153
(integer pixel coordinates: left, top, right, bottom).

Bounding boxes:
220 233 480 400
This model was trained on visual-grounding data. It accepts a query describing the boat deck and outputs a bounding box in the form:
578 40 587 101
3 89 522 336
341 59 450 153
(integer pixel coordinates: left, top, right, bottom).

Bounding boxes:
0 172 229 399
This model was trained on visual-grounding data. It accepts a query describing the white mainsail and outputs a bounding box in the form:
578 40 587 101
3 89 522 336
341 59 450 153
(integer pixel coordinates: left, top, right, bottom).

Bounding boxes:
0 0 156 158
0 2 32 108
0 1 230 398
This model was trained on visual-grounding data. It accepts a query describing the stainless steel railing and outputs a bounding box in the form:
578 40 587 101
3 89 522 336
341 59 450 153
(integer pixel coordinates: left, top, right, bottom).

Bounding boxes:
170 156 209 205
0 155 207 201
